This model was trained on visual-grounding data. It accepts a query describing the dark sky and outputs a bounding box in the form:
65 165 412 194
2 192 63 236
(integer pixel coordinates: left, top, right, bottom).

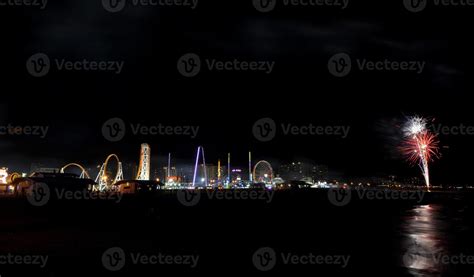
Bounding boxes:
1 0 473 184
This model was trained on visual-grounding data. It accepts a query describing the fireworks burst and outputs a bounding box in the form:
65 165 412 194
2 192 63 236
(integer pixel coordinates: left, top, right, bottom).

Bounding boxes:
401 116 440 190
402 132 439 164
404 116 427 137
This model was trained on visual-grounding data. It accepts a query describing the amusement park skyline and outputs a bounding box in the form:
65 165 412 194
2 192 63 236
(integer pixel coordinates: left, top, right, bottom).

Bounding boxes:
0 104 473 185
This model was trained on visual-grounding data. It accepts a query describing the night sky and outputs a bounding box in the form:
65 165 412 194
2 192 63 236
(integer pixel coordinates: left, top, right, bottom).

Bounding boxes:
1 0 473 184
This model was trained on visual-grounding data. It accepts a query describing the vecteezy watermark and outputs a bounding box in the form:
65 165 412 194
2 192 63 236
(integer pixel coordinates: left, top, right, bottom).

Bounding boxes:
26 183 123 207
403 0 474 12
102 0 198 13
252 247 350 271
252 117 350 142
431 123 474 136
177 53 275 77
432 252 474 265
252 247 277 271
403 242 474 268
252 0 349 12
102 247 199 271
327 188 425 207
327 188 352 207
252 118 277 142
0 253 48 268
177 189 275 206
328 53 425 77
26 183 50 207
0 0 47 9
403 0 427 12
26 53 124 77
0 124 49 138
102 118 199 142
177 189 201 207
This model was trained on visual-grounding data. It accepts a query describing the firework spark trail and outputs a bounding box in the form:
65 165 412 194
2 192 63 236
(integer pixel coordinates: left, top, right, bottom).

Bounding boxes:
402 117 439 190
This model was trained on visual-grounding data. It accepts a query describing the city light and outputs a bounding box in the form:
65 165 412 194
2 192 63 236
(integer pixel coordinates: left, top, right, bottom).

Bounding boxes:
0 167 8 184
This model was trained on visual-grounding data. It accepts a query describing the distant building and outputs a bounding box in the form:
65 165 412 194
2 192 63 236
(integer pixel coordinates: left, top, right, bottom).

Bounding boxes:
33 168 60 174
205 164 219 183
162 166 177 180
122 163 138 180
177 166 194 184
278 162 328 182
29 163 45 173
313 164 328 180
161 165 195 184
230 168 243 182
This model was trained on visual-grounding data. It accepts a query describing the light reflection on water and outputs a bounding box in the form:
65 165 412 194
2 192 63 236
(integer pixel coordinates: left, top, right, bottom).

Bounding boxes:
401 204 449 276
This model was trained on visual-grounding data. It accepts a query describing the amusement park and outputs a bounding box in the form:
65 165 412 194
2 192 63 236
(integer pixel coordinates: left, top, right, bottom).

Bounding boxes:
0 143 294 197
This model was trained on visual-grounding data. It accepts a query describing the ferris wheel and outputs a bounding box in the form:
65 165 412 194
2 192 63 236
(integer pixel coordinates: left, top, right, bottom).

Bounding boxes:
252 160 273 184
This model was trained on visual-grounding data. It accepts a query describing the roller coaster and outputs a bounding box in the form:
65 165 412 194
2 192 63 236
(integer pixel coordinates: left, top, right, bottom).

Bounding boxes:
60 163 91 179
59 144 150 191
95 154 124 191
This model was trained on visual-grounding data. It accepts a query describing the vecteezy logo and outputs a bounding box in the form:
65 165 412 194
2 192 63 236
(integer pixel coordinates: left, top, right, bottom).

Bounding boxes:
102 118 126 142
26 53 50 77
177 53 201 77
403 0 427 12
327 188 351 207
253 0 276 12
252 247 277 271
102 247 126 271
252 118 276 142
102 0 126 12
328 53 352 77
26 182 50 207
177 189 201 206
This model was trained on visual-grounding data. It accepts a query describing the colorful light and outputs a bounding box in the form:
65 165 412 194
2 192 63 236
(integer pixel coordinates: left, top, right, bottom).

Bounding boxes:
0 167 8 184
192 146 207 187
401 116 440 189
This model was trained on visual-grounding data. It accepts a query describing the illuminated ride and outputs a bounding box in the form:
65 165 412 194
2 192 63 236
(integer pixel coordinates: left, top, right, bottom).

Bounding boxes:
0 169 24 194
113 144 155 192
192 146 207 187
0 167 8 184
60 163 91 179
136 143 151 181
252 160 274 185
0 168 11 193
7 172 21 184
95 154 123 191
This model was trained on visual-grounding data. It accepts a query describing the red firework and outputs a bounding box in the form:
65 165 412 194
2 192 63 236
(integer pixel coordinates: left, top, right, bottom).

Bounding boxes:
401 132 440 165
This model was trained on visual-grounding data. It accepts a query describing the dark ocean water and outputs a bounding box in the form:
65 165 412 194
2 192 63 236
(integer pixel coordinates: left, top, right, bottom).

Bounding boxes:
1 190 473 276
400 202 474 277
